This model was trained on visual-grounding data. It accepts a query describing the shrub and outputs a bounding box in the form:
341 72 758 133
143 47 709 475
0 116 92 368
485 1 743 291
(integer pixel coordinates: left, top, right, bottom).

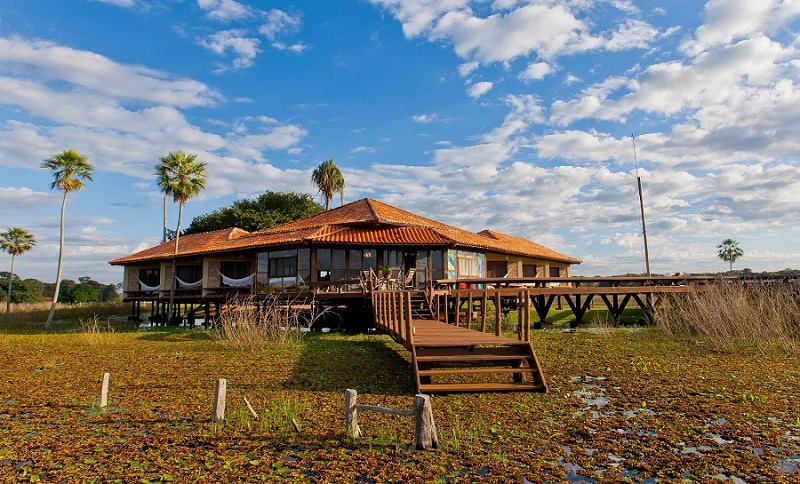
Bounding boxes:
653 282 800 353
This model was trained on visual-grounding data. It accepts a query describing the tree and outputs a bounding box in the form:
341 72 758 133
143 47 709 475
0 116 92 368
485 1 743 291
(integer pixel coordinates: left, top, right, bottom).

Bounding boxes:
70 283 99 303
311 158 345 210
155 150 207 323
184 191 324 234
41 150 93 327
717 238 744 271
0 227 36 314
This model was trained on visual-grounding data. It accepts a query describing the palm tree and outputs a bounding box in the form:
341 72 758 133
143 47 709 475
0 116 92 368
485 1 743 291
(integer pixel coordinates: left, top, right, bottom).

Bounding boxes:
311 158 345 210
155 151 207 323
0 227 36 314
41 150 94 328
717 238 744 272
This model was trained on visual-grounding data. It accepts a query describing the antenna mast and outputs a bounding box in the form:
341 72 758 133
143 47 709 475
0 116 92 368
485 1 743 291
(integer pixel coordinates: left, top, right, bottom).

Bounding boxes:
632 134 651 277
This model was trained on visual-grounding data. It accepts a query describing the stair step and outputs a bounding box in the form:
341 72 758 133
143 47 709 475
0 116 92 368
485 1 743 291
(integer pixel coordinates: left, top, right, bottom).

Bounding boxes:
418 382 547 393
415 353 530 363
417 367 537 376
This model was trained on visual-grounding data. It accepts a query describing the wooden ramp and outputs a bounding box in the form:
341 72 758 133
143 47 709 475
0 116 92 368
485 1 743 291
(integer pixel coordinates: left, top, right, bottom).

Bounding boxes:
372 291 547 394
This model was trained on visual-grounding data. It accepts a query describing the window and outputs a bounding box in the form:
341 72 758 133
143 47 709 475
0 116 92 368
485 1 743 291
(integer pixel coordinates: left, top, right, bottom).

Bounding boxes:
257 249 310 291
549 266 561 277
348 249 377 280
430 250 444 281
523 264 537 278
316 248 347 281
220 261 250 287
381 250 402 274
269 256 297 277
139 268 159 287
457 251 479 278
176 265 202 283
487 261 507 278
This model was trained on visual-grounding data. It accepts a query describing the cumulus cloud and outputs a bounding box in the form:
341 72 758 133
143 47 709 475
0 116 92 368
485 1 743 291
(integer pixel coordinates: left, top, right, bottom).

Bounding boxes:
680 0 800 56
197 0 254 22
369 0 660 64
467 81 493 98
259 9 302 40
199 29 261 69
0 37 222 108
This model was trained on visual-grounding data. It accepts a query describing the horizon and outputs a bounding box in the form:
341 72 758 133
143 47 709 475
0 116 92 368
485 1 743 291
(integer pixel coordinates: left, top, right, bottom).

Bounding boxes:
1 1 799 285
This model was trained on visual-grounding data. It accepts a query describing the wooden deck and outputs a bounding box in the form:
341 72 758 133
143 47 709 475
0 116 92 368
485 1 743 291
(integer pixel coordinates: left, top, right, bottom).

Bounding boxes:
372 291 547 394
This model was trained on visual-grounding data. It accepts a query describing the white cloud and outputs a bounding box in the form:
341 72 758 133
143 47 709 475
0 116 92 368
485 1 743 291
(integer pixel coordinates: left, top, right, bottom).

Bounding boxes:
413 113 438 123
467 81 493 98
680 0 800 56
519 62 552 81
90 0 137 7
197 0 255 22
199 29 261 69
371 1 660 65
458 61 479 77
259 9 302 40
0 37 222 108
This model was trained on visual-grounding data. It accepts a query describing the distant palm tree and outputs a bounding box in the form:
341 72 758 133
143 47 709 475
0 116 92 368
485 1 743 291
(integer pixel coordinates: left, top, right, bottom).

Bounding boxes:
717 238 744 271
155 151 207 323
0 227 36 314
41 150 94 328
311 158 345 210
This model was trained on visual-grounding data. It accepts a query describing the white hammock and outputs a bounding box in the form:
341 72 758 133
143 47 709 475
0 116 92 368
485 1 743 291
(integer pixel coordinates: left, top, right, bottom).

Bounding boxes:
220 272 255 288
176 277 203 290
138 278 160 292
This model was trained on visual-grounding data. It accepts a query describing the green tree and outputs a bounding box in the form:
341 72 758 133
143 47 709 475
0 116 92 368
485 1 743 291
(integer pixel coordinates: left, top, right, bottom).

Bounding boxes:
100 283 121 302
0 227 36 314
717 238 744 271
155 150 207 323
41 149 94 327
70 283 99 303
311 158 345 210
184 191 323 234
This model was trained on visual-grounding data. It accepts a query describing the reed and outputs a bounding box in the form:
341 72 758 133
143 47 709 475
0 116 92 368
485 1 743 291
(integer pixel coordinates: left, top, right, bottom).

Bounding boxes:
654 283 800 353
211 294 321 350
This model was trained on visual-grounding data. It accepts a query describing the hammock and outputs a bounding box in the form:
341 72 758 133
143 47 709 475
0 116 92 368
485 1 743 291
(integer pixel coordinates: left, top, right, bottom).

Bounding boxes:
138 278 160 292
176 277 203 290
220 272 255 288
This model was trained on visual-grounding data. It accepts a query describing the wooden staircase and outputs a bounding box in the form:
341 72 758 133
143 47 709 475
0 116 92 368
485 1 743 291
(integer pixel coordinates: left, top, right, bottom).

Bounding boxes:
372 291 548 394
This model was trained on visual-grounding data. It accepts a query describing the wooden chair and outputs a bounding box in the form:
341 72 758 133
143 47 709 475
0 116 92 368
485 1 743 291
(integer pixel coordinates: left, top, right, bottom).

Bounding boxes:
402 268 417 290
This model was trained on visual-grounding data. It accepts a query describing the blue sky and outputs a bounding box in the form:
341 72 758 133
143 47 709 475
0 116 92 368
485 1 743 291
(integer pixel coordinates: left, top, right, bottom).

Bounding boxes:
1 0 799 284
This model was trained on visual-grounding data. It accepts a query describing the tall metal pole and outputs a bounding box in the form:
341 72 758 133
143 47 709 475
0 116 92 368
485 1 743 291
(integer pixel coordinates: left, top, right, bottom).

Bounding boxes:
162 195 168 243
632 134 651 277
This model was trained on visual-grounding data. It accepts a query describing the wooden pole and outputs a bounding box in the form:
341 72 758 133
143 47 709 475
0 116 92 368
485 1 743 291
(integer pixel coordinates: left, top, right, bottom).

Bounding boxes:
100 372 110 408
243 396 259 420
344 388 361 439
414 394 438 450
213 378 227 422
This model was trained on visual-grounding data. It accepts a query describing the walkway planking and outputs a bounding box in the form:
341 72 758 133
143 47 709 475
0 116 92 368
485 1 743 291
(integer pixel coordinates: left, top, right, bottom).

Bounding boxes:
372 291 547 394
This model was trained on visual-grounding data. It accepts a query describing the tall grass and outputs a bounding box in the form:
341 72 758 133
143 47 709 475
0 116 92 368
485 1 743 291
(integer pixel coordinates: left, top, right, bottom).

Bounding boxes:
1 302 130 331
654 283 800 353
211 295 322 350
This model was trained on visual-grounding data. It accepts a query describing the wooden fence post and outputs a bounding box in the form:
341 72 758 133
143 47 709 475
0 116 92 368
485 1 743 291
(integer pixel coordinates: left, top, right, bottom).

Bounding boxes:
414 394 439 450
213 378 227 422
344 388 361 439
100 372 110 408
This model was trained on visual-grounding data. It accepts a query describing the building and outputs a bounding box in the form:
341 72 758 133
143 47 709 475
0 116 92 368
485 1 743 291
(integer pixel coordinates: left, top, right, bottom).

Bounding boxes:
109 198 581 324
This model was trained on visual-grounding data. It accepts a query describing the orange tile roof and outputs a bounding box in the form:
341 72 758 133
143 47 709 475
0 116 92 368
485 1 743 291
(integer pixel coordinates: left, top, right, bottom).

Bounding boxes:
109 198 581 265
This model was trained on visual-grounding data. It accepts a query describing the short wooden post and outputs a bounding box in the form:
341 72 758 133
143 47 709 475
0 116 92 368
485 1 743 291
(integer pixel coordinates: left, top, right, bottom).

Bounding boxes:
414 394 438 450
100 372 110 408
344 388 361 439
213 378 227 422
